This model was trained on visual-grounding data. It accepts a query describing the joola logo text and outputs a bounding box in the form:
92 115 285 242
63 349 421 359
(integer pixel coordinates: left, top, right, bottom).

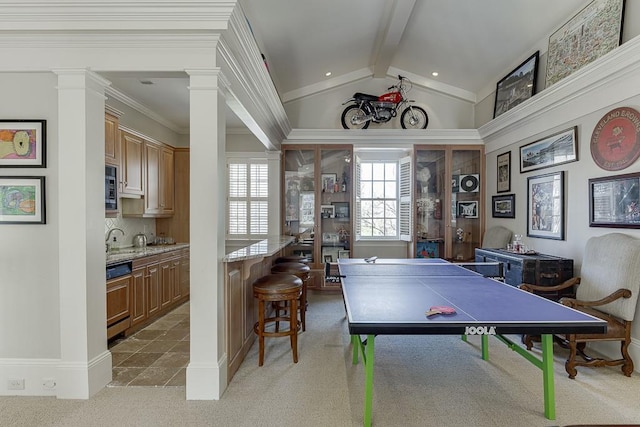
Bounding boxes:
465 326 496 335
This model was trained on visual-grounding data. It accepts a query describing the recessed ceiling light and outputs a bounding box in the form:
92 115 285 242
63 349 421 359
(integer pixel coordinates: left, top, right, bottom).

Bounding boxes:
325 71 332 77
139 80 154 85
432 72 439 77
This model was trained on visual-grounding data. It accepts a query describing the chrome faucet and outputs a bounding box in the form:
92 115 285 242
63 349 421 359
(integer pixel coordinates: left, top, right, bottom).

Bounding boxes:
105 228 124 252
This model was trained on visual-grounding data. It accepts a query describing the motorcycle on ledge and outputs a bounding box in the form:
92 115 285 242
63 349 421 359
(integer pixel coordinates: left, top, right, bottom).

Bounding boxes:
340 75 428 129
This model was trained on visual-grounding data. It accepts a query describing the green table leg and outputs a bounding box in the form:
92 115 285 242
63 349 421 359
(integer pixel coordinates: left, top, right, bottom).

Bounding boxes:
481 335 489 360
541 334 555 420
363 334 375 427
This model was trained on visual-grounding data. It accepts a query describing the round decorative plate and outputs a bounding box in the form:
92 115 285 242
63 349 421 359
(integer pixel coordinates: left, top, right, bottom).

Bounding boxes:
590 107 640 171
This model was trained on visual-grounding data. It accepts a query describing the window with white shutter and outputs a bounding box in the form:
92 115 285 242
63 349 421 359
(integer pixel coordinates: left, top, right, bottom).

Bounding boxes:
227 160 269 238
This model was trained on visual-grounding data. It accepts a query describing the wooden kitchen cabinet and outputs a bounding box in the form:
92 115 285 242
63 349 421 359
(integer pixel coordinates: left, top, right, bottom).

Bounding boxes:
111 249 189 338
120 129 145 197
105 111 121 167
145 142 175 216
106 274 131 339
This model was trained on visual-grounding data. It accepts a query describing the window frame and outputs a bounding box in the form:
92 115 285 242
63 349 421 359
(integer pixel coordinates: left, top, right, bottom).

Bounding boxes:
226 157 269 239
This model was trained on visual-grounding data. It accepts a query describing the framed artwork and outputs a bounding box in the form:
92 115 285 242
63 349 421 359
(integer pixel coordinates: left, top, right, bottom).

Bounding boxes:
527 171 564 240
416 162 437 195
299 191 315 226
0 176 46 224
492 194 516 218
497 151 511 193
321 173 337 192
332 201 349 219
456 200 478 218
0 120 47 168
520 126 578 173
320 204 335 219
545 0 625 88
494 51 539 118
284 172 300 221
590 107 640 171
589 172 640 228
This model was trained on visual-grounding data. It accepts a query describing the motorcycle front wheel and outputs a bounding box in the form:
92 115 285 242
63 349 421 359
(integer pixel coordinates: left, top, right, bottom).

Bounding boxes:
400 106 428 129
341 105 370 129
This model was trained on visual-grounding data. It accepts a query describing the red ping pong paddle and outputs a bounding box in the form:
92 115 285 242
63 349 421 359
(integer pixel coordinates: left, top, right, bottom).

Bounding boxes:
425 306 456 317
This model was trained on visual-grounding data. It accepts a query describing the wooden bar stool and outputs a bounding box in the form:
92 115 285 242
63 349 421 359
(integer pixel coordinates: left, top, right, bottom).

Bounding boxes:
253 273 303 366
275 255 310 265
271 261 310 331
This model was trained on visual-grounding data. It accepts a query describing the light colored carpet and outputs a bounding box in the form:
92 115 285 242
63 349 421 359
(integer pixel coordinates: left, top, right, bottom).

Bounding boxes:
1 291 639 426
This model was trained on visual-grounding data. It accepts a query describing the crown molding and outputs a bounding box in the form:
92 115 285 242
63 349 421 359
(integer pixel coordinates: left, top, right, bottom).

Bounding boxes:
286 128 481 145
0 1 236 30
105 85 183 134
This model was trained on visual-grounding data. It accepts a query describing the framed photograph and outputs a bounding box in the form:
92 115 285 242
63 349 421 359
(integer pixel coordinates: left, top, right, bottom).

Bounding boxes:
494 51 539 118
332 201 349 219
456 200 478 218
527 171 564 240
589 172 640 228
492 194 516 218
284 172 300 221
323 255 333 263
520 126 578 173
0 176 46 224
321 173 337 192
497 151 511 193
338 250 350 259
0 120 47 168
320 204 335 219
545 0 625 88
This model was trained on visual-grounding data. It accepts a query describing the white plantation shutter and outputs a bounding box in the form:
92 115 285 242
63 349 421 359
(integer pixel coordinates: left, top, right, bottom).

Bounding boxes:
354 155 362 241
399 156 412 242
228 160 269 238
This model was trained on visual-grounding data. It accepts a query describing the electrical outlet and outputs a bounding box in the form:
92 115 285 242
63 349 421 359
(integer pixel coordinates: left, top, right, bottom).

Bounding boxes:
8 378 25 390
42 378 56 389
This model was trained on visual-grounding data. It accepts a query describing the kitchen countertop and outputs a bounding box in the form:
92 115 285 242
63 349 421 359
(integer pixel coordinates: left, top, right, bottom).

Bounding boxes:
106 243 190 266
223 236 294 262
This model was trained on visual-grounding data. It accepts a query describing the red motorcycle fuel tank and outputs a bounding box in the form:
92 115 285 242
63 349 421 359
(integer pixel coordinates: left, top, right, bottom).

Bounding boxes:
378 91 402 104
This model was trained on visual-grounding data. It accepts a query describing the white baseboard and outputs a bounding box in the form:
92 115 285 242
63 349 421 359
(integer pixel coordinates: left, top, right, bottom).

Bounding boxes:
0 358 59 396
186 354 228 400
0 350 112 398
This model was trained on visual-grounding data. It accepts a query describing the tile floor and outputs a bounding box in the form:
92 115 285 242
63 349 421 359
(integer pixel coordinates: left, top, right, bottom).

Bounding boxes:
108 302 189 387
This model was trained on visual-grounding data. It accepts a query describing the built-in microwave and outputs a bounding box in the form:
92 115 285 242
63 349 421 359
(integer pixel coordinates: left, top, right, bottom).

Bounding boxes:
105 165 118 211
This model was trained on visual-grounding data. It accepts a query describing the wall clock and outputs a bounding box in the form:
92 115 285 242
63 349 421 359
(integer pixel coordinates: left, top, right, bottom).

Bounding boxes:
590 107 640 171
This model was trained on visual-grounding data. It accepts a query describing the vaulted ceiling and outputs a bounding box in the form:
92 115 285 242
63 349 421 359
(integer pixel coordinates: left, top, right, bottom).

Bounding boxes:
102 0 590 133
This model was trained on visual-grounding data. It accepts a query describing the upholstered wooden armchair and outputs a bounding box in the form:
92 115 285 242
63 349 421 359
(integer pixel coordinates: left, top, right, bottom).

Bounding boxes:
481 226 513 249
520 233 640 378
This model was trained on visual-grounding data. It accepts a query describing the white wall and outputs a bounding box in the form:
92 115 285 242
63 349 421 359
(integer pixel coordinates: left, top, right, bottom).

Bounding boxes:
482 37 640 365
0 74 60 360
284 76 475 130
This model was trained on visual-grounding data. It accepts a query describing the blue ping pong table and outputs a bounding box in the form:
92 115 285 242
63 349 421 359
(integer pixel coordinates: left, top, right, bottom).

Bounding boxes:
338 258 606 427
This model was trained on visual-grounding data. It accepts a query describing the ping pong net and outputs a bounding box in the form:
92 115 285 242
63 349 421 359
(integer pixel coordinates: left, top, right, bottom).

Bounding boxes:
336 259 504 282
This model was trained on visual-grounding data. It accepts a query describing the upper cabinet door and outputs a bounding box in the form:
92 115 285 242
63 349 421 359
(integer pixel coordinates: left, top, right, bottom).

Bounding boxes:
121 131 145 196
105 112 120 167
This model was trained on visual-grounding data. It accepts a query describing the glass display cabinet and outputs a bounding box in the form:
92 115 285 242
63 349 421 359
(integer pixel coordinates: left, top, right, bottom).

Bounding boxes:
282 145 353 289
415 145 484 261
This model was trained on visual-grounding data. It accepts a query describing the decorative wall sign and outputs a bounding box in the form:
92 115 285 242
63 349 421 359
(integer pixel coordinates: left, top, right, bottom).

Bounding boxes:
497 152 511 193
520 127 578 173
527 171 564 240
0 120 47 167
0 176 46 224
589 172 640 228
494 51 539 118
545 0 625 88
590 107 640 171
